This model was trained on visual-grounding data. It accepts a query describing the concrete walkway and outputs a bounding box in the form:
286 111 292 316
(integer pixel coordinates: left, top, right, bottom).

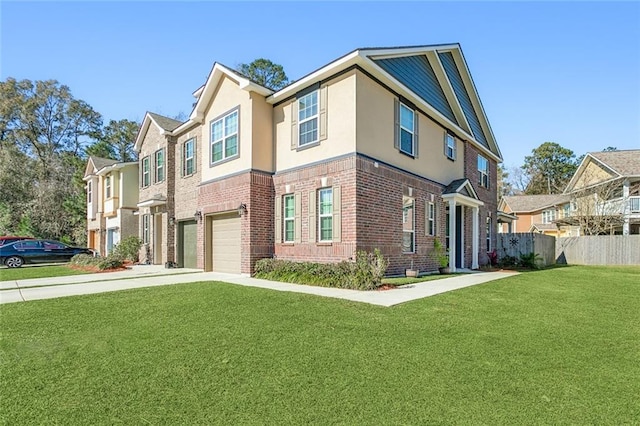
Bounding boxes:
0 265 518 307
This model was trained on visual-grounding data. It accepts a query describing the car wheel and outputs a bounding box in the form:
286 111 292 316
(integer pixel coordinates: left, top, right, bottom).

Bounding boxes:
5 256 24 268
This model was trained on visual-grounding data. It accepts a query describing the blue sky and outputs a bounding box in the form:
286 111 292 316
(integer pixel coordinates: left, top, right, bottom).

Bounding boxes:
2 1 639 169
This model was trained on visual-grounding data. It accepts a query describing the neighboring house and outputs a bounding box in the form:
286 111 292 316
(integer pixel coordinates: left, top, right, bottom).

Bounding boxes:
498 194 573 237
134 44 503 274
558 149 640 235
84 156 139 256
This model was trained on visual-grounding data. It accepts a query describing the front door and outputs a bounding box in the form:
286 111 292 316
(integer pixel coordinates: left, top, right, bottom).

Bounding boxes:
455 206 463 268
178 220 197 268
107 229 115 254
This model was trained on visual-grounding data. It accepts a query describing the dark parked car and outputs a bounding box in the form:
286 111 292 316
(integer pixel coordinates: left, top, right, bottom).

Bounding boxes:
0 239 93 268
0 236 34 246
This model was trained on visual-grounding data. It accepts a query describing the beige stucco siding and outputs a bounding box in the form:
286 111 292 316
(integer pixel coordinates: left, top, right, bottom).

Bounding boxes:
251 93 274 172
355 70 464 185
200 76 253 183
120 165 139 208
274 71 357 172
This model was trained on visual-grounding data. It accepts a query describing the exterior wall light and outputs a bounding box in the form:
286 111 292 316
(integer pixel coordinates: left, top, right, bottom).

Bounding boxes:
194 211 202 222
237 203 247 216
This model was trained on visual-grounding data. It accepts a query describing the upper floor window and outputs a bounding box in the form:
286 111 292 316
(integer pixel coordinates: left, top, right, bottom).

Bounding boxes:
211 109 238 164
154 149 165 183
402 197 415 253
426 201 436 236
182 138 196 177
478 155 489 188
298 91 318 146
318 188 333 242
141 156 150 188
542 209 556 224
105 175 112 199
563 204 571 218
87 181 92 203
283 194 295 243
445 133 456 160
399 103 415 156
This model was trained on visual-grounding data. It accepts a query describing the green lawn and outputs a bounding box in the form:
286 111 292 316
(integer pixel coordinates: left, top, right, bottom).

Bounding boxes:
1 266 638 424
0 264 92 281
382 272 467 286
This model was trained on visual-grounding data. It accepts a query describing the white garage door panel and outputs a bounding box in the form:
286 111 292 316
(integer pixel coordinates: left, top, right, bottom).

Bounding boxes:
212 215 241 273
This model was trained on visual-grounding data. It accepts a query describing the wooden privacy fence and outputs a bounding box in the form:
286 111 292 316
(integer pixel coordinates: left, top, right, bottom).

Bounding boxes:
497 233 556 266
556 235 640 265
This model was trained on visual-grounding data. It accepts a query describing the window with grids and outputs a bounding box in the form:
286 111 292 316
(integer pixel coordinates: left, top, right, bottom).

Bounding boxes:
445 133 456 160
478 155 489 188
427 202 436 236
155 149 164 183
486 216 492 252
399 103 415 156
87 181 92 203
542 209 556 224
318 188 333 242
283 194 295 243
142 214 150 244
211 110 239 164
142 156 150 187
182 138 195 176
105 175 112 199
298 91 318 146
402 197 415 253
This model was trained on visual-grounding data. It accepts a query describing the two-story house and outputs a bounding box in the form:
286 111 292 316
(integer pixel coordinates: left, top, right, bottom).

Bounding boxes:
499 194 572 237
559 149 640 235
84 156 139 255
134 44 503 274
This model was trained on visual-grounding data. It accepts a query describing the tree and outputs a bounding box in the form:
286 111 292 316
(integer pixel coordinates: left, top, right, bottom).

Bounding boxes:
523 142 578 195
236 58 289 90
497 164 516 197
87 119 139 162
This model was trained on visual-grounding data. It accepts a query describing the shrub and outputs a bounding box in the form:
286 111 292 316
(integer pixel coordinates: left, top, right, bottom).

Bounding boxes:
70 254 96 267
113 236 142 262
254 249 389 290
498 255 519 268
96 254 125 271
487 249 498 267
519 252 542 269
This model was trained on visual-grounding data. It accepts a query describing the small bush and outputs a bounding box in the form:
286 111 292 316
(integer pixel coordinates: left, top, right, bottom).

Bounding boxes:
498 255 519 268
70 254 96 267
519 252 542 269
487 249 498 267
113 236 142 262
97 254 125 271
254 249 388 290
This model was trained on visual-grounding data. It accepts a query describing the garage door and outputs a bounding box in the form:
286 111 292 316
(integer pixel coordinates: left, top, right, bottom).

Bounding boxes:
212 214 241 273
178 220 197 268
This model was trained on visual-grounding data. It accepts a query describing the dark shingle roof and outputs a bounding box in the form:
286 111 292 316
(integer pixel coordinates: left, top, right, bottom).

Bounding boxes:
502 194 570 213
589 149 640 176
442 178 469 195
148 112 182 131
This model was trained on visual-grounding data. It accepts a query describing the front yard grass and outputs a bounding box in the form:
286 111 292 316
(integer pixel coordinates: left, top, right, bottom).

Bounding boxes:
1 265 638 424
0 264 92 282
382 272 467 286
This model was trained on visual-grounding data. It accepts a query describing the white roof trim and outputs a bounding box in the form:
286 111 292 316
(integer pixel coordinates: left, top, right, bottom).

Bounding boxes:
442 192 484 208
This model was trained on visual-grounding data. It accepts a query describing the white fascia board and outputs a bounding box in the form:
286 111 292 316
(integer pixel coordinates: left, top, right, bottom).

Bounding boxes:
442 192 485 208
364 44 460 60
362 55 502 163
133 114 153 152
267 51 361 104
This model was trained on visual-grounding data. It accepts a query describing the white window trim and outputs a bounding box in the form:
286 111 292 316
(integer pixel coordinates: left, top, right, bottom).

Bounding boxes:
105 175 112 199
142 214 150 244
478 155 489 188
402 197 415 254
445 133 456 160
427 202 435 236
183 138 195 176
298 91 319 147
318 188 333 242
399 103 415 156
142 156 150 188
486 216 492 252
87 181 92 203
210 109 239 164
283 194 295 243
542 209 556 224
154 149 164 183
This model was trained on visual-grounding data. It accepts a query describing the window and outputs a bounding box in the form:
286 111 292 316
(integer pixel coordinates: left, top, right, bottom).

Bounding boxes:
542 209 556 224
427 202 436 236
478 155 489 188
142 214 150 244
155 149 165 183
402 197 415 253
142 156 150 187
486 217 492 252
318 188 333 242
182 138 195 176
283 194 295 243
211 109 239 163
445 133 456 160
399 103 415 156
87 181 92 203
105 175 112 199
563 204 571 218
298 91 318 146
